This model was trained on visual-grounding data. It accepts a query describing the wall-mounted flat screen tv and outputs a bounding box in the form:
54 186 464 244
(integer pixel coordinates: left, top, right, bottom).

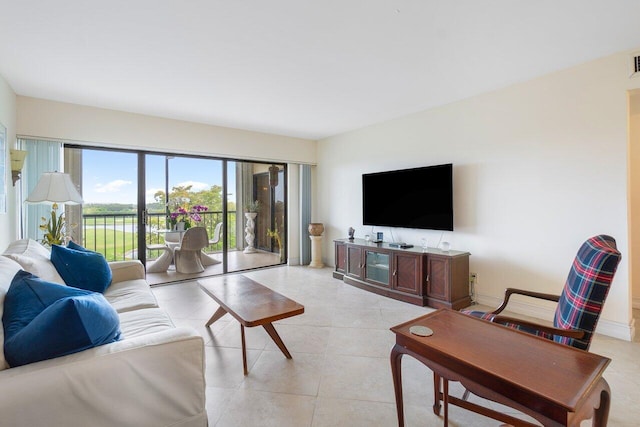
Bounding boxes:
362 163 453 231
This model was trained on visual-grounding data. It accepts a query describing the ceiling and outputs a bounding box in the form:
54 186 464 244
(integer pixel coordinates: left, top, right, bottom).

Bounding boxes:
1 1 640 140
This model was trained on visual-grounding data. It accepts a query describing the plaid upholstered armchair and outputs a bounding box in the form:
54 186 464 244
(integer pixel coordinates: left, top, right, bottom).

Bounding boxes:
461 234 622 351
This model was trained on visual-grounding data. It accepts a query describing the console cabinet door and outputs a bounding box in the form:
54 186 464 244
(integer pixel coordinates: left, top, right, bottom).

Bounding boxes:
335 242 346 274
346 246 363 279
426 255 450 303
364 250 391 287
392 252 424 295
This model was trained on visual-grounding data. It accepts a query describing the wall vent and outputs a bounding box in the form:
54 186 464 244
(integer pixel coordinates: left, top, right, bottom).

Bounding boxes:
630 53 640 78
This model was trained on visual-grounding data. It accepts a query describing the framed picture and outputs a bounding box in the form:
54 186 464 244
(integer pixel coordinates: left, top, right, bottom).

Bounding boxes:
0 122 6 213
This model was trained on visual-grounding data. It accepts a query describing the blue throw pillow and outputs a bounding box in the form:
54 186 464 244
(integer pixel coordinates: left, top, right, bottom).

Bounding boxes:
3 270 121 367
66 240 87 252
3 270 93 338
51 243 112 293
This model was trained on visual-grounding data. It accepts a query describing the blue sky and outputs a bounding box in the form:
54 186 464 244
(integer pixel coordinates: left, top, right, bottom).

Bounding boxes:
82 151 236 205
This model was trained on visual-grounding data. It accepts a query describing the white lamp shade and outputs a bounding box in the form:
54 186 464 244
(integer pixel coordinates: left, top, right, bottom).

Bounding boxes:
26 172 84 204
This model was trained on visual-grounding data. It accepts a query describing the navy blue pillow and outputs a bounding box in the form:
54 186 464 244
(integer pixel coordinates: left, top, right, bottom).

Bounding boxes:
51 243 112 293
66 240 87 252
3 270 121 367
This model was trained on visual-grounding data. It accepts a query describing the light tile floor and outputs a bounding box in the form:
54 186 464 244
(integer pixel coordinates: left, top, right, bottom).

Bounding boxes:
151 266 640 427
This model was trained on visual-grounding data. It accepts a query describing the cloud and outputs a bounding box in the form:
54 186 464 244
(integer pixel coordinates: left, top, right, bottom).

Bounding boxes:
94 179 133 193
146 187 165 201
174 181 210 192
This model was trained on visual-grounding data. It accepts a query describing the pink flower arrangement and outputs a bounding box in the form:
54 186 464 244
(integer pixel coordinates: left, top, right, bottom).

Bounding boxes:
170 204 208 229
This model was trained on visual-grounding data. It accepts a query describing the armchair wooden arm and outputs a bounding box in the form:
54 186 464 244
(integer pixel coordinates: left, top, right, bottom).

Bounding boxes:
491 315 586 340
491 287 561 315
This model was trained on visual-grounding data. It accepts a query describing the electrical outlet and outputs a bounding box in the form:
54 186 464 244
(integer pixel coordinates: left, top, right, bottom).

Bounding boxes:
469 272 478 304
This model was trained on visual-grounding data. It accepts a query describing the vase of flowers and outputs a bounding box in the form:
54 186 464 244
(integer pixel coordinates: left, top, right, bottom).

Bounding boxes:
170 204 208 230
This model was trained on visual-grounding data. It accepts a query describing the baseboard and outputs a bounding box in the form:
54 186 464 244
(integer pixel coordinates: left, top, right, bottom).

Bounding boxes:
287 256 301 266
475 294 635 342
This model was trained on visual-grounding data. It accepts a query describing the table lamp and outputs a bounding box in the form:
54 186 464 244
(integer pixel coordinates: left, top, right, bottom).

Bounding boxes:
26 172 83 245
26 172 84 205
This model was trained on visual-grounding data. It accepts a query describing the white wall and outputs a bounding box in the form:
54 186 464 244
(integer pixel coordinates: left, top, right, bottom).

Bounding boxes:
14 96 317 266
318 49 640 340
0 74 17 251
17 97 317 165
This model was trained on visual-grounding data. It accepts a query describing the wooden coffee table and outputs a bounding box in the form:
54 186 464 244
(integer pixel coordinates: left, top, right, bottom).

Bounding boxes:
390 309 611 427
198 274 304 375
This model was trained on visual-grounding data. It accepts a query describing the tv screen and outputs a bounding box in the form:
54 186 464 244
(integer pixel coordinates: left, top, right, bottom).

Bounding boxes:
362 163 453 231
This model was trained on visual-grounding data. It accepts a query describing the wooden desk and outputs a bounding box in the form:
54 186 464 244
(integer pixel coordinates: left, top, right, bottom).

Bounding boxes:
390 309 611 427
199 275 304 375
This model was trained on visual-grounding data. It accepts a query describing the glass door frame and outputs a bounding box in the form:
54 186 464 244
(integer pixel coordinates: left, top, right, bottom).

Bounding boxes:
66 143 287 276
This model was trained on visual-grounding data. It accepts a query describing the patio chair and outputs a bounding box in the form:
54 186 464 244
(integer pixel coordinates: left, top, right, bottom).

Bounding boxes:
164 231 182 252
174 227 209 273
209 222 223 246
145 243 173 273
202 222 223 267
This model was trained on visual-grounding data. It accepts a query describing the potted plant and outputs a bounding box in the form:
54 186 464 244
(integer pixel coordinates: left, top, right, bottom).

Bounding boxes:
267 227 285 263
244 200 261 213
39 203 68 246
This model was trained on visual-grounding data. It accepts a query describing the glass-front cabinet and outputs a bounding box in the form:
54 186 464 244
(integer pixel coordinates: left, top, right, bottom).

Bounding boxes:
364 250 390 286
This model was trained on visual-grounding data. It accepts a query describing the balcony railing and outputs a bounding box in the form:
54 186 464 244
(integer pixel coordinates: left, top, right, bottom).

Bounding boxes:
81 210 237 262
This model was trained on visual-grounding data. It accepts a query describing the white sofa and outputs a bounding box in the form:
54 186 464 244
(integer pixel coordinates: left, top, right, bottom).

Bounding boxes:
0 239 207 427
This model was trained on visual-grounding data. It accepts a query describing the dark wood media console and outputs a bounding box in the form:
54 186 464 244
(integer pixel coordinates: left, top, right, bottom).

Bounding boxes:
333 238 471 309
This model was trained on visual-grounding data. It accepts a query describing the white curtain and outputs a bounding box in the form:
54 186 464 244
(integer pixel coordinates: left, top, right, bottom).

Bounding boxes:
300 164 311 265
18 138 63 241
238 162 254 250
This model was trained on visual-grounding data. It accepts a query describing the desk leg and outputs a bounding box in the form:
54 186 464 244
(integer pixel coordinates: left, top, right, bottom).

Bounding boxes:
205 306 228 327
433 373 442 415
241 324 248 375
593 378 611 427
390 344 405 427
443 378 449 426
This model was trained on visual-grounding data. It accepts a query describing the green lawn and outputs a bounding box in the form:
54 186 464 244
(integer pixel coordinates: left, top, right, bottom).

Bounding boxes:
82 224 237 262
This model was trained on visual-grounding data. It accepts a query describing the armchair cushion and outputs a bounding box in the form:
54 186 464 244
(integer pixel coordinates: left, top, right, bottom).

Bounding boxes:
3 270 121 367
51 243 112 293
553 234 621 349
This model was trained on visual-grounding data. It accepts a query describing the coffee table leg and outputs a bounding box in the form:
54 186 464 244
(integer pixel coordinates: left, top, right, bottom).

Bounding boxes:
262 323 292 359
390 344 405 427
205 306 228 327
241 324 248 375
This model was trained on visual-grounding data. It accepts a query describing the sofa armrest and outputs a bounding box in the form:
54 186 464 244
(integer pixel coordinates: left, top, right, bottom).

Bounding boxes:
109 260 146 283
0 327 207 427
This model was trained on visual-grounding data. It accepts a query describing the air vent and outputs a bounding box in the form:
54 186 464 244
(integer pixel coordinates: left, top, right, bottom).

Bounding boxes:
630 53 640 78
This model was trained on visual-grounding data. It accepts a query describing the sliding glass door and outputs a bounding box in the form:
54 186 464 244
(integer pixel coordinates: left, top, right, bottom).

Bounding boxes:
226 161 286 273
144 154 226 278
65 147 139 261
66 145 287 283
